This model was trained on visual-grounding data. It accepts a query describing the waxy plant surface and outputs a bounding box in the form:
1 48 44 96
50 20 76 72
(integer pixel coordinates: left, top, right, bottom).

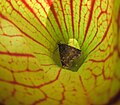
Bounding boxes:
0 0 120 105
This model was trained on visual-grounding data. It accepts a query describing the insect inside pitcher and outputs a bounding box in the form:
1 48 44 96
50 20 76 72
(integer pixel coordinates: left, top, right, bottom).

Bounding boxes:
58 43 81 69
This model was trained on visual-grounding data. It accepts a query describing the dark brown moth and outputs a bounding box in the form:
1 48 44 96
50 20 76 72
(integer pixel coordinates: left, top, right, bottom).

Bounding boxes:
58 43 81 69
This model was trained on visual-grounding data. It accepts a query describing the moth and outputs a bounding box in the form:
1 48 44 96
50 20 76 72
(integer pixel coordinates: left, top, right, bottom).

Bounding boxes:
58 43 81 69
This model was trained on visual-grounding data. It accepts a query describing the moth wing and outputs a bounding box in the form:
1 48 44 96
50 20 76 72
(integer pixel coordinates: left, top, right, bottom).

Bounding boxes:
58 44 81 68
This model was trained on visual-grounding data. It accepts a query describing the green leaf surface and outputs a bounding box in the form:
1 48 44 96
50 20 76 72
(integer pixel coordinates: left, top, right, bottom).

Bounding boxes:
0 0 120 105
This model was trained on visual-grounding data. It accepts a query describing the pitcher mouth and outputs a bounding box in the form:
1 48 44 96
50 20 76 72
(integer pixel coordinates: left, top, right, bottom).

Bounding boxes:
52 38 86 72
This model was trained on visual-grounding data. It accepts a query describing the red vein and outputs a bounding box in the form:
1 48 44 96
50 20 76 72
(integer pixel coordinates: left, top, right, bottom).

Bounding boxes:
6 0 55 44
60 0 69 38
79 75 92 105
89 46 113 62
82 0 96 46
0 13 49 51
78 0 83 39
36 0 59 41
50 5 66 42
70 0 74 38
59 83 65 104
0 51 34 57
21 0 56 43
46 0 53 6
0 64 43 73
0 68 62 88
32 89 48 105
89 17 112 54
